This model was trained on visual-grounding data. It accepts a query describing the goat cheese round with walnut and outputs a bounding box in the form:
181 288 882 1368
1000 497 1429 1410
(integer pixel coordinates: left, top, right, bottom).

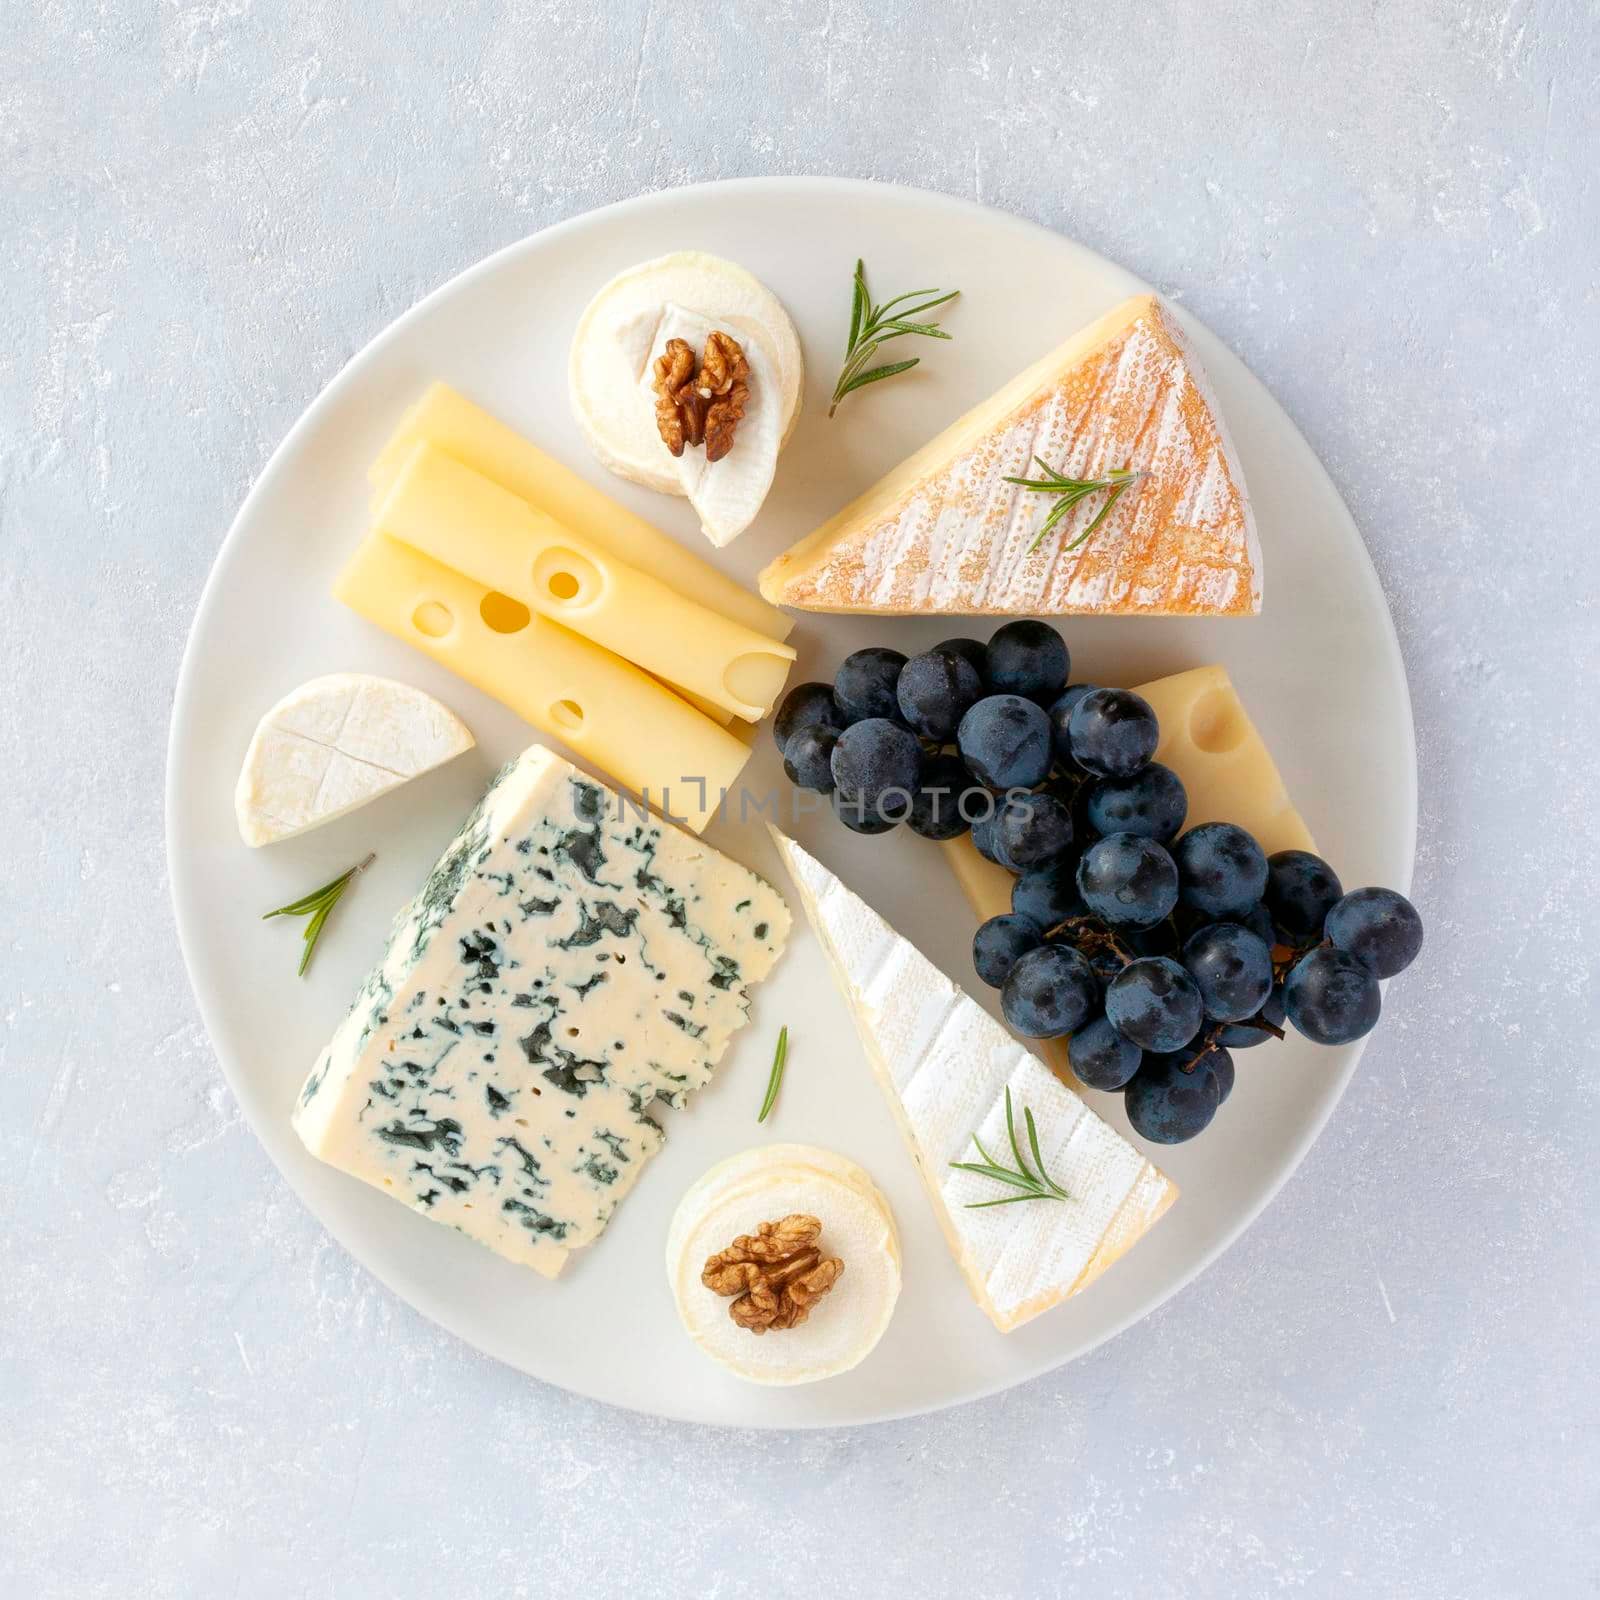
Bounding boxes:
665 1144 900 1386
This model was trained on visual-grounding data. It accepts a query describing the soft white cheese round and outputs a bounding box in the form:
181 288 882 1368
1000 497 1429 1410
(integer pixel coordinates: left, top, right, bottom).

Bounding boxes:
568 250 803 498
234 673 474 847
666 1144 900 1387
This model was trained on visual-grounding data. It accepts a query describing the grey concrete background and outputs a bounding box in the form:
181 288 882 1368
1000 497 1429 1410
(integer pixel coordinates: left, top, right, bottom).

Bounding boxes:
3 2 1596 1596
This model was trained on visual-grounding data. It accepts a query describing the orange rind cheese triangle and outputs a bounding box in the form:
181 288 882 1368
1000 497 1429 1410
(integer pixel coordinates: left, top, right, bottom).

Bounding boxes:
760 295 1261 616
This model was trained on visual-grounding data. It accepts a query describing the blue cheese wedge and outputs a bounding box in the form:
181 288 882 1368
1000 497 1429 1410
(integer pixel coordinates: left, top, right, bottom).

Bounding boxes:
292 745 790 1277
770 828 1175 1332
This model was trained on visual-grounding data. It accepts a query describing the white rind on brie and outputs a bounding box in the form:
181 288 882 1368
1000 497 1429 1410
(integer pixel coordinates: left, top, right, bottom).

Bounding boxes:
235 673 474 847
769 828 1176 1333
569 250 803 498
667 1144 900 1386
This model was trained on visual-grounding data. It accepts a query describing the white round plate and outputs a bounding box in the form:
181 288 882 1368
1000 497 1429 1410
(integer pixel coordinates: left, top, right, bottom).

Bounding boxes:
168 179 1415 1427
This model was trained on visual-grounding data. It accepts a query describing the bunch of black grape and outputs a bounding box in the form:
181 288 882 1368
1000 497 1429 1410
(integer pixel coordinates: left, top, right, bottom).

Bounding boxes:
774 620 1424 1145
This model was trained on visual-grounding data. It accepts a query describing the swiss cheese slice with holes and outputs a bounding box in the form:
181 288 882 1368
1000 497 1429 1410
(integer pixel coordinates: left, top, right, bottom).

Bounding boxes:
770 828 1175 1332
235 673 474 847
760 295 1261 616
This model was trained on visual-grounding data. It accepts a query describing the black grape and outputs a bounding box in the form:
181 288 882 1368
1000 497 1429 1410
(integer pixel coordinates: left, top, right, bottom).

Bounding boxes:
1284 947 1381 1045
972 914 1044 988
1068 1015 1143 1091
1067 688 1160 778
782 725 838 793
832 789 903 835
1217 982 1286 1049
995 791 1074 868
934 637 989 681
1077 833 1180 929
1001 944 1098 1038
984 620 1069 705
1264 850 1344 942
834 647 908 724
1084 763 1188 842
1012 858 1086 929
1181 923 1274 1022
773 681 844 753
1173 822 1268 919
830 718 922 808
956 695 1052 791
1047 684 1099 769
907 752 984 841
1105 956 1204 1051
896 649 984 741
1324 888 1424 978
1124 1047 1222 1143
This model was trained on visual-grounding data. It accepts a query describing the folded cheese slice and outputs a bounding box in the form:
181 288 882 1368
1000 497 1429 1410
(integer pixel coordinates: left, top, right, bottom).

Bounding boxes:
760 295 1260 617
371 382 793 641
770 828 1175 1332
333 532 752 833
295 745 791 1277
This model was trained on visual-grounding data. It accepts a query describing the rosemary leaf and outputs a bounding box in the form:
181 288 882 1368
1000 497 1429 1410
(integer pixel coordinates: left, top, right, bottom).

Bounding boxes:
952 1086 1073 1207
829 261 959 417
1007 459 1148 556
263 852 374 978
757 1025 789 1123
838 357 921 397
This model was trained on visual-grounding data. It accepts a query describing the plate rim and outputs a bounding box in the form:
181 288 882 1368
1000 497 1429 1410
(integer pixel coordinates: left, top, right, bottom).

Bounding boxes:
166 175 1417 1427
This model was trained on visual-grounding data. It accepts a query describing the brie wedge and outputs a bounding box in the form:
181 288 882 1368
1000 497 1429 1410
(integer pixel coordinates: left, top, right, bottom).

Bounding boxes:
235 673 473 847
569 251 802 541
759 294 1260 616
770 829 1176 1332
667 1144 900 1385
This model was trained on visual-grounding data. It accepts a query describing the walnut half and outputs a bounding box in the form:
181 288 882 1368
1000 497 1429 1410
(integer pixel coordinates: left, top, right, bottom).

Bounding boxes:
652 330 750 463
701 1213 844 1334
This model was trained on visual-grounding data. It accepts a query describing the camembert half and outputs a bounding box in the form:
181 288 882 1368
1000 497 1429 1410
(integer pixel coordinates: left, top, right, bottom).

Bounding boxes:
759 295 1261 617
770 828 1175 1332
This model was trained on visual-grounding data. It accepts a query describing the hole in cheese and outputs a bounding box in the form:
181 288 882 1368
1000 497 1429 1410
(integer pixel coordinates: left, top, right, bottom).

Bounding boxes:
412 600 453 638
550 698 585 730
479 591 531 633
724 649 793 714
533 546 600 606
1189 686 1248 754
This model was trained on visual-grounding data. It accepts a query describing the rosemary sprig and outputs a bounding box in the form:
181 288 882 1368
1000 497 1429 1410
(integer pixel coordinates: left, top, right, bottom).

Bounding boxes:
828 258 959 417
756 1025 789 1123
262 853 375 977
1005 456 1147 554
950 1086 1073 1208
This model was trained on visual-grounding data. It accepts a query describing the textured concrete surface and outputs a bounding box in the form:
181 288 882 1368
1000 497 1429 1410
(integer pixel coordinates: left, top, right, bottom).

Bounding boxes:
3 2 1596 1596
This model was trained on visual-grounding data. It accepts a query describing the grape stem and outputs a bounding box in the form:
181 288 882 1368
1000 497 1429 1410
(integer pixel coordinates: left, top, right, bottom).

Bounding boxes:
1047 914 1137 968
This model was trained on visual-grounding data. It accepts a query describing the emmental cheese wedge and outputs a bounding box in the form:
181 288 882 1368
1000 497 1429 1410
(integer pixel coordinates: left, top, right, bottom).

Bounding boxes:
771 829 1175 1332
760 295 1261 617
1131 664 1314 855
333 532 750 833
294 746 791 1278
942 663 1314 1088
370 383 792 641
374 441 795 722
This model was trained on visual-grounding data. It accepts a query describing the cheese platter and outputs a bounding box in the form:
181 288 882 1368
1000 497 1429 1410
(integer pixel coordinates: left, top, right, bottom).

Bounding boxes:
167 178 1417 1426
